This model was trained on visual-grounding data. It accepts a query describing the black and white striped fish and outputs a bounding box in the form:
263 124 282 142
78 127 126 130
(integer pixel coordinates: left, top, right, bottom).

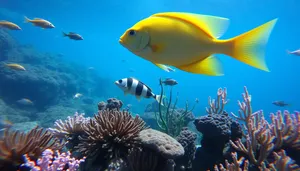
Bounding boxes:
115 77 164 104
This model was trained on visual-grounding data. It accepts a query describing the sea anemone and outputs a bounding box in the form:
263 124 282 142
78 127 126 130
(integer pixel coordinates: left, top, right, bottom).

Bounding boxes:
0 126 63 171
76 110 147 167
49 112 90 154
49 112 89 138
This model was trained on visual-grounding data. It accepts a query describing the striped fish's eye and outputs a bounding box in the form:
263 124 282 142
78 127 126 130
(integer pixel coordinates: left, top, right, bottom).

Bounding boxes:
118 80 122 83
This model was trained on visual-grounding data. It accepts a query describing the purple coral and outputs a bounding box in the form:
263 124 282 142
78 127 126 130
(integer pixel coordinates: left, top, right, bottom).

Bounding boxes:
21 149 85 171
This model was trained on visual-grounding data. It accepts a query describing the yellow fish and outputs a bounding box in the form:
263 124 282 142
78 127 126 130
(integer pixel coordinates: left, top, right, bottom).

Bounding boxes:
5 63 26 71
119 12 278 76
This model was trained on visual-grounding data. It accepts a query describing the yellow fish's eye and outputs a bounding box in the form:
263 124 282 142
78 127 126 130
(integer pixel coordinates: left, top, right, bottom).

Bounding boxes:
128 30 136 36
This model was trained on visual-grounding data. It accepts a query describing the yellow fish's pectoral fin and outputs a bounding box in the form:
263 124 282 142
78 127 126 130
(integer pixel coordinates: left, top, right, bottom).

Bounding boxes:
152 12 230 39
176 55 224 76
153 63 170 72
224 18 278 72
150 44 163 53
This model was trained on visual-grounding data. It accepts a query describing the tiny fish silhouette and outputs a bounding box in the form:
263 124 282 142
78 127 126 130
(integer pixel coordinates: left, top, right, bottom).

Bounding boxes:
63 32 83 40
272 101 290 107
287 49 300 56
162 78 178 86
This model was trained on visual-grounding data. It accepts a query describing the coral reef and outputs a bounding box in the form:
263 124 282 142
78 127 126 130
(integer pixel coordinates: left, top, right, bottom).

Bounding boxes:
193 88 243 171
49 109 187 171
0 126 63 171
192 86 300 171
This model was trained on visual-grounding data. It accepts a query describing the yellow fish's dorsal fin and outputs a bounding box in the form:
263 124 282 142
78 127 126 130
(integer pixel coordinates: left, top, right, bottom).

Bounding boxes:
33 18 43 20
152 12 230 39
176 55 224 76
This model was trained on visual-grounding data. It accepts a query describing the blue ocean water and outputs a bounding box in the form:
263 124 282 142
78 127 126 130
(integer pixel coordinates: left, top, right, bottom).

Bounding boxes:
1 0 299 117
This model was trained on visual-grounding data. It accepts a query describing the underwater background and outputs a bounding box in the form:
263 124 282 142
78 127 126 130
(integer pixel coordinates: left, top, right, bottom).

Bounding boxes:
0 0 300 171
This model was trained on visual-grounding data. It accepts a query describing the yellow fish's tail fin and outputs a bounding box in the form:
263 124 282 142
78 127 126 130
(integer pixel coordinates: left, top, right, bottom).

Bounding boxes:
24 16 31 23
224 18 278 72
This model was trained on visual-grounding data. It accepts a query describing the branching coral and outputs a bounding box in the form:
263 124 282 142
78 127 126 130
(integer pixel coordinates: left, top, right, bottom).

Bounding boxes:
0 126 63 170
206 87 229 114
269 110 300 150
213 150 299 171
155 78 197 137
229 86 300 169
20 149 85 171
213 152 249 171
76 110 147 162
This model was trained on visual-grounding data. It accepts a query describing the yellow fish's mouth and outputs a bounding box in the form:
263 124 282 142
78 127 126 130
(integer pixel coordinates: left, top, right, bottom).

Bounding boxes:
119 39 123 44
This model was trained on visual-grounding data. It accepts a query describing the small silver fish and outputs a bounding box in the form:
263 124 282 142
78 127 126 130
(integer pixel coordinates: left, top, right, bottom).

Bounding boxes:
115 77 164 104
162 78 178 86
17 98 34 105
166 66 176 72
73 93 83 99
287 49 300 56
63 32 83 40
0 116 12 131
